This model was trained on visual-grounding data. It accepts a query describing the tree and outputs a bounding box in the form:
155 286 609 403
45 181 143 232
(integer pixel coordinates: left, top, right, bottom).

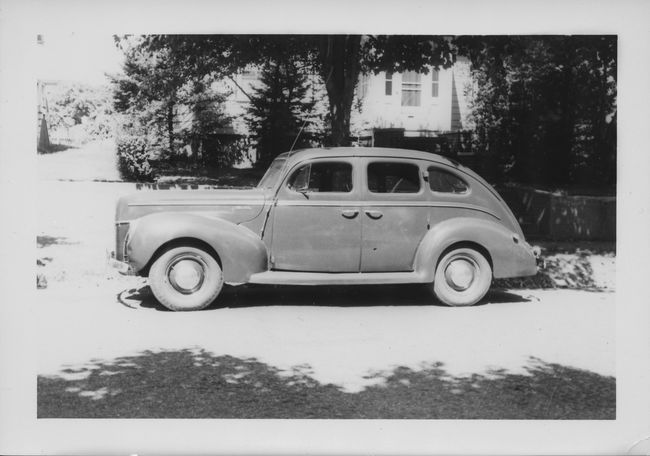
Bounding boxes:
112 37 231 161
456 35 616 188
245 57 318 166
112 39 186 153
135 35 457 147
46 83 114 142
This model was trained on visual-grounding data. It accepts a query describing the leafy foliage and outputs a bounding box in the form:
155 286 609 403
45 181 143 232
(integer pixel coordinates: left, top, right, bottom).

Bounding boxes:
456 35 616 187
46 83 114 142
111 37 233 166
116 134 154 181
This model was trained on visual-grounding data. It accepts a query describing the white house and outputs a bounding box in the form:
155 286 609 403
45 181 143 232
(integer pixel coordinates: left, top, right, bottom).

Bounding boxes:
351 57 472 138
218 57 472 141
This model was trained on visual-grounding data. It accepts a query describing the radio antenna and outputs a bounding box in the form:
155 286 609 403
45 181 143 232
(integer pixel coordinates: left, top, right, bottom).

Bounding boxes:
289 65 333 152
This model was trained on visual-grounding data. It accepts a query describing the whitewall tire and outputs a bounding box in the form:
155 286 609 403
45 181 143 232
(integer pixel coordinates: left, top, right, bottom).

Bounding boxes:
432 247 492 307
149 246 223 311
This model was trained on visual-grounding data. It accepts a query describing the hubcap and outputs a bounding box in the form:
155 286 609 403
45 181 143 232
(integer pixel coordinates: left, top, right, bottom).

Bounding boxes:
444 258 476 291
167 257 205 294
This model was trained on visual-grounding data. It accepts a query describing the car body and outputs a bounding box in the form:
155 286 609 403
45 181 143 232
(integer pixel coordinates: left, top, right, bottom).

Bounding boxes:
111 147 540 310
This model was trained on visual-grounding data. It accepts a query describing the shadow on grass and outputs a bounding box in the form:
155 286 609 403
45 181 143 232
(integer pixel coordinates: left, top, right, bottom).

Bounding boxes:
117 284 531 312
38 349 615 419
149 165 265 188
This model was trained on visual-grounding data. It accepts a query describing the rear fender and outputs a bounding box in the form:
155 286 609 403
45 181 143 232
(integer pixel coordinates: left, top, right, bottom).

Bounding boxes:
414 217 537 281
126 212 268 283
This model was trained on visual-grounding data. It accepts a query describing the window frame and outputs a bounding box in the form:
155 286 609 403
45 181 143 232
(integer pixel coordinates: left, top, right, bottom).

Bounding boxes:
285 160 355 194
385 72 393 96
431 70 439 98
365 160 424 195
401 71 422 107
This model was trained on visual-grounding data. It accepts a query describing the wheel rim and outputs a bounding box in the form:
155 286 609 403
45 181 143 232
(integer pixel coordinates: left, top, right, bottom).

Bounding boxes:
444 257 477 291
166 255 206 295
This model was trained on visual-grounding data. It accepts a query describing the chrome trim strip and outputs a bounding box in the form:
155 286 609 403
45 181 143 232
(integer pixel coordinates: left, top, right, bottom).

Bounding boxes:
249 270 428 285
126 199 498 218
275 200 500 219
127 201 267 207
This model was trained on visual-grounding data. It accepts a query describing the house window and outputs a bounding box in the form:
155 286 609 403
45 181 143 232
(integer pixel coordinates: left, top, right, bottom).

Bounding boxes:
431 70 439 98
385 72 393 96
401 71 421 106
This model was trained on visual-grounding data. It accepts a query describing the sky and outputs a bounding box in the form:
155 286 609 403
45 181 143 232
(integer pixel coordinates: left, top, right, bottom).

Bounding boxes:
36 33 125 85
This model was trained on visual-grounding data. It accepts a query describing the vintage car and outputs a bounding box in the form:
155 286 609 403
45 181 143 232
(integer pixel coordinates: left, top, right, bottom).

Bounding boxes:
111 147 541 311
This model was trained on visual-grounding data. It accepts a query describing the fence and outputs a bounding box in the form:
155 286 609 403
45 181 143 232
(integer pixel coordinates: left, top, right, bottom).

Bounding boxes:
497 184 616 241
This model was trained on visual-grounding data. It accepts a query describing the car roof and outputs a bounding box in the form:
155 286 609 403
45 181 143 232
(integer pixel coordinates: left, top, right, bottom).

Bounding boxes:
277 147 503 202
278 147 465 169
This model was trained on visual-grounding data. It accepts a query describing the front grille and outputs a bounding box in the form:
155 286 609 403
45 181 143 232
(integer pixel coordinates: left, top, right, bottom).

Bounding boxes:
115 222 129 261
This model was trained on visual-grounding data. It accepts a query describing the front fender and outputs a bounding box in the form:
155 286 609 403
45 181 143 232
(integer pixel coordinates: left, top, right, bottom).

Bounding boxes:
126 212 268 283
413 217 537 281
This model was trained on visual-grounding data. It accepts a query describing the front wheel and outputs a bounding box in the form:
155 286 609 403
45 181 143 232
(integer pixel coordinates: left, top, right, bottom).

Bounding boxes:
432 247 492 307
149 246 223 311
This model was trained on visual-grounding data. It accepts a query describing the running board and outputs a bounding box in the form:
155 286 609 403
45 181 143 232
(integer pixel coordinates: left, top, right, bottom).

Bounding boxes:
248 270 427 286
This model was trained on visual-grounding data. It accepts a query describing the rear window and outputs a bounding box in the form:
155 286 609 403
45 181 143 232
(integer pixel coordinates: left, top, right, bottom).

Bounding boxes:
367 162 421 193
428 167 469 194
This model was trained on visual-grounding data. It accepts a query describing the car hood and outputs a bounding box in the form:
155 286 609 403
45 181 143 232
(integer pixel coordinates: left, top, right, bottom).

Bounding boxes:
116 188 267 224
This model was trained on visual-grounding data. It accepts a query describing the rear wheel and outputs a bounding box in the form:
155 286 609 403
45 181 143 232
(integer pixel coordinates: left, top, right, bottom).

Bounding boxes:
149 246 223 311
432 247 492 307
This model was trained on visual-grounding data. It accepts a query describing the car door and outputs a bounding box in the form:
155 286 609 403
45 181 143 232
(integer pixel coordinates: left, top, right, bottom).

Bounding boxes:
360 158 430 272
270 158 361 272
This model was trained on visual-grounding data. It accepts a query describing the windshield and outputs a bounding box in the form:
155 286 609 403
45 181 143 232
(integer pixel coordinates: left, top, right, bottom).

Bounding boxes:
257 158 287 190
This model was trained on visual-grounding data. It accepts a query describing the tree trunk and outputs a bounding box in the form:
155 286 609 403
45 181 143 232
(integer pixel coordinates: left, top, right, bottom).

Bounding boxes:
167 99 175 153
318 35 362 147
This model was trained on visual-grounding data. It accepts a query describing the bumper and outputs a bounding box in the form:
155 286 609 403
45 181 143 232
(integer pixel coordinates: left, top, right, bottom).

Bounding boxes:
532 246 545 269
108 251 135 275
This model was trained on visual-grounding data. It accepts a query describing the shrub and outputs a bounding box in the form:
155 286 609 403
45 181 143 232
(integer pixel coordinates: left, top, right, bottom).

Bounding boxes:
116 136 154 181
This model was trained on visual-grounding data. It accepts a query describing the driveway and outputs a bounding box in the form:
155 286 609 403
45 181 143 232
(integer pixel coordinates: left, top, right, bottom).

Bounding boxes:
38 139 120 182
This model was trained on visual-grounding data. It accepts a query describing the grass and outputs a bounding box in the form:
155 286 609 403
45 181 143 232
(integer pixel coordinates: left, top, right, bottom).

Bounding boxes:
38 349 614 419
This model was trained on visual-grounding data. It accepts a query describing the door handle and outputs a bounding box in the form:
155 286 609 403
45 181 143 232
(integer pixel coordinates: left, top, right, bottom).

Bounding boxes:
365 210 383 219
341 209 359 219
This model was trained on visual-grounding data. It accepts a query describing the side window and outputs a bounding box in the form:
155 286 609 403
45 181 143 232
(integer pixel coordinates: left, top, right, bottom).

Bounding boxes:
428 167 469 194
431 70 439 97
287 161 353 193
367 162 421 193
385 72 393 96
